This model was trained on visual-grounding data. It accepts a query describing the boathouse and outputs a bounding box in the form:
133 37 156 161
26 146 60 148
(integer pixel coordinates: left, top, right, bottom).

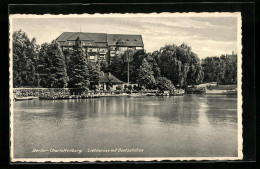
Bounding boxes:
98 72 124 91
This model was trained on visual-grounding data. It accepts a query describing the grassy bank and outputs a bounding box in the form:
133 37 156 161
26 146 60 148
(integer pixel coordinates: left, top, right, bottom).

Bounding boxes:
206 85 237 90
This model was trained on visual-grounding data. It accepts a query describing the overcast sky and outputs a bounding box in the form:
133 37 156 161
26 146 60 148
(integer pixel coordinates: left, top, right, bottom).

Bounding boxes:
11 14 238 59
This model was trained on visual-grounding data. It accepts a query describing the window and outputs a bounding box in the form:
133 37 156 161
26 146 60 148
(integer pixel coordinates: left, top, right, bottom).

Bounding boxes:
136 47 143 50
99 55 105 59
99 48 107 52
110 47 116 50
118 47 127 51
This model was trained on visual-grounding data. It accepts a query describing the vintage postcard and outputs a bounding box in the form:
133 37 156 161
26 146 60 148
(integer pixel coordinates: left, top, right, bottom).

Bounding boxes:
9 12 242 162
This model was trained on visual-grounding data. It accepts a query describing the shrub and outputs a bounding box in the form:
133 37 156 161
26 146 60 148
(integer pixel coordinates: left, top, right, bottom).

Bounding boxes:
156 77 175 91
116 85 122 91
128 85 133 90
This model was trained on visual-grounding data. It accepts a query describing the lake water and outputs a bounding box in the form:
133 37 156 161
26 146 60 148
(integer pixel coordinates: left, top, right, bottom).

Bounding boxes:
13 95 238 158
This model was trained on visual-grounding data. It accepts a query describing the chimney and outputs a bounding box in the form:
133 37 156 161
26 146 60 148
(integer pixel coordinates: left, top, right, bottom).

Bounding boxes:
232 51 234 55
108 72 111 76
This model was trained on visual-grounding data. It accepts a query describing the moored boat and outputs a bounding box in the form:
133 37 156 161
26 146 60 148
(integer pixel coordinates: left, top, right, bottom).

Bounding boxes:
29 96 39 99
127 93 144 97
223 89 237 95
172 89 185 96
14 97 33 101
146 93 156 96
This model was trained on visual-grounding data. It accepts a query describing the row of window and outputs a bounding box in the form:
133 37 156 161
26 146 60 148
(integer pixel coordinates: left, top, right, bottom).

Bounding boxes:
62 46 143 62
63 46 142 52
89 54 106 60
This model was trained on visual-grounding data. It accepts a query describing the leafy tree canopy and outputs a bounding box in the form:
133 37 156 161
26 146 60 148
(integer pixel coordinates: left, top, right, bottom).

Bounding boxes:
136 58 156 88
38 40 68 88
156 77 175 91
67 37 90 88
13 30 39 87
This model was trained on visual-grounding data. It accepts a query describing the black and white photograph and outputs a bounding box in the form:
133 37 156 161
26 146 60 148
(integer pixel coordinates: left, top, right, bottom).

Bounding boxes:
9 12 242 162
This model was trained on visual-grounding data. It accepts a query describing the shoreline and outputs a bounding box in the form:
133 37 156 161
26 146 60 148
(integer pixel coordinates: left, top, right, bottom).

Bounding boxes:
13 92 237 101
12 87 237 101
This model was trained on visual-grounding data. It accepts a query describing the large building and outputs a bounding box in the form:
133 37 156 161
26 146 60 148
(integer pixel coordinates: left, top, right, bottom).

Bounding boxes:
56 32 144 64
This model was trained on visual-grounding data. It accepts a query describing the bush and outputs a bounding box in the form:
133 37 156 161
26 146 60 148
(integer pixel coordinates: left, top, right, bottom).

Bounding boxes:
133 85 139 91
116 85 122 91
156 77 175 91
128 85 133 90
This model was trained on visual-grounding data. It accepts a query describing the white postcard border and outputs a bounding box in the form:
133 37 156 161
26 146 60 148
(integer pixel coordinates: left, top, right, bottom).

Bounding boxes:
9 12 243 162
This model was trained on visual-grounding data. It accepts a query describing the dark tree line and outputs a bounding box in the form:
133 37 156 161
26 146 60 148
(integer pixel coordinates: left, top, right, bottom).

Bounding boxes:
201 54 237 85
13 30 39 87
38 41 68 88
12 30 237 90
13 30 106 89
105 43 204 89
13 30 88 88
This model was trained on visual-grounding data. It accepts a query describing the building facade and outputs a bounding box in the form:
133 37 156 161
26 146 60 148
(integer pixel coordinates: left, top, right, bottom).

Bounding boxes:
56 32 144 64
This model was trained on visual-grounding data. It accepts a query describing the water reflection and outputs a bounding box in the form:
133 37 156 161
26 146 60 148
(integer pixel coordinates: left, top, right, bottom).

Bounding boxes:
13 95 238 158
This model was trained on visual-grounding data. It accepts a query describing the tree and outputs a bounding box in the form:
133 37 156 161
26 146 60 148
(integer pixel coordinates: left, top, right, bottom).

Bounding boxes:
108 54 125 82
121 49 134 83
156 77 175 92
107 49 149 83
48 40 68 88
12 30 39 87
131 49 149 82
136 58 156 88
67 36 89 88
88 61 102 85
155 43 204 87
147 53 161 79
38 41 68 88
186 52 204 85
100 61 109 73
201 54 237 85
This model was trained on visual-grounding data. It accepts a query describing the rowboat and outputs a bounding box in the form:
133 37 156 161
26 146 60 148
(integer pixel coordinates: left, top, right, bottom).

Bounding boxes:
14 97 33 101
146 93 156 96
155 93 169 96
172 89 185 96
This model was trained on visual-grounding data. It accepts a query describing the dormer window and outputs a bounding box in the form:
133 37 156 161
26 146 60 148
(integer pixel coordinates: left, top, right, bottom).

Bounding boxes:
113 39 116 41
126 39 129 41
134 39 137 41
88 42 92 45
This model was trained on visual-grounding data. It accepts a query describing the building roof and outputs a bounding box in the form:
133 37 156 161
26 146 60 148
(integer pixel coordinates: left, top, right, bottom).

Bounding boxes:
63 41 76 46
82 40 96 47
56 32 75 41
87 33 107 42
56 32 107 42
56 32 144 47
99 73 123 84
67 32 92 41
95 42 108 47
116 38 126 45
107 34 144 47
